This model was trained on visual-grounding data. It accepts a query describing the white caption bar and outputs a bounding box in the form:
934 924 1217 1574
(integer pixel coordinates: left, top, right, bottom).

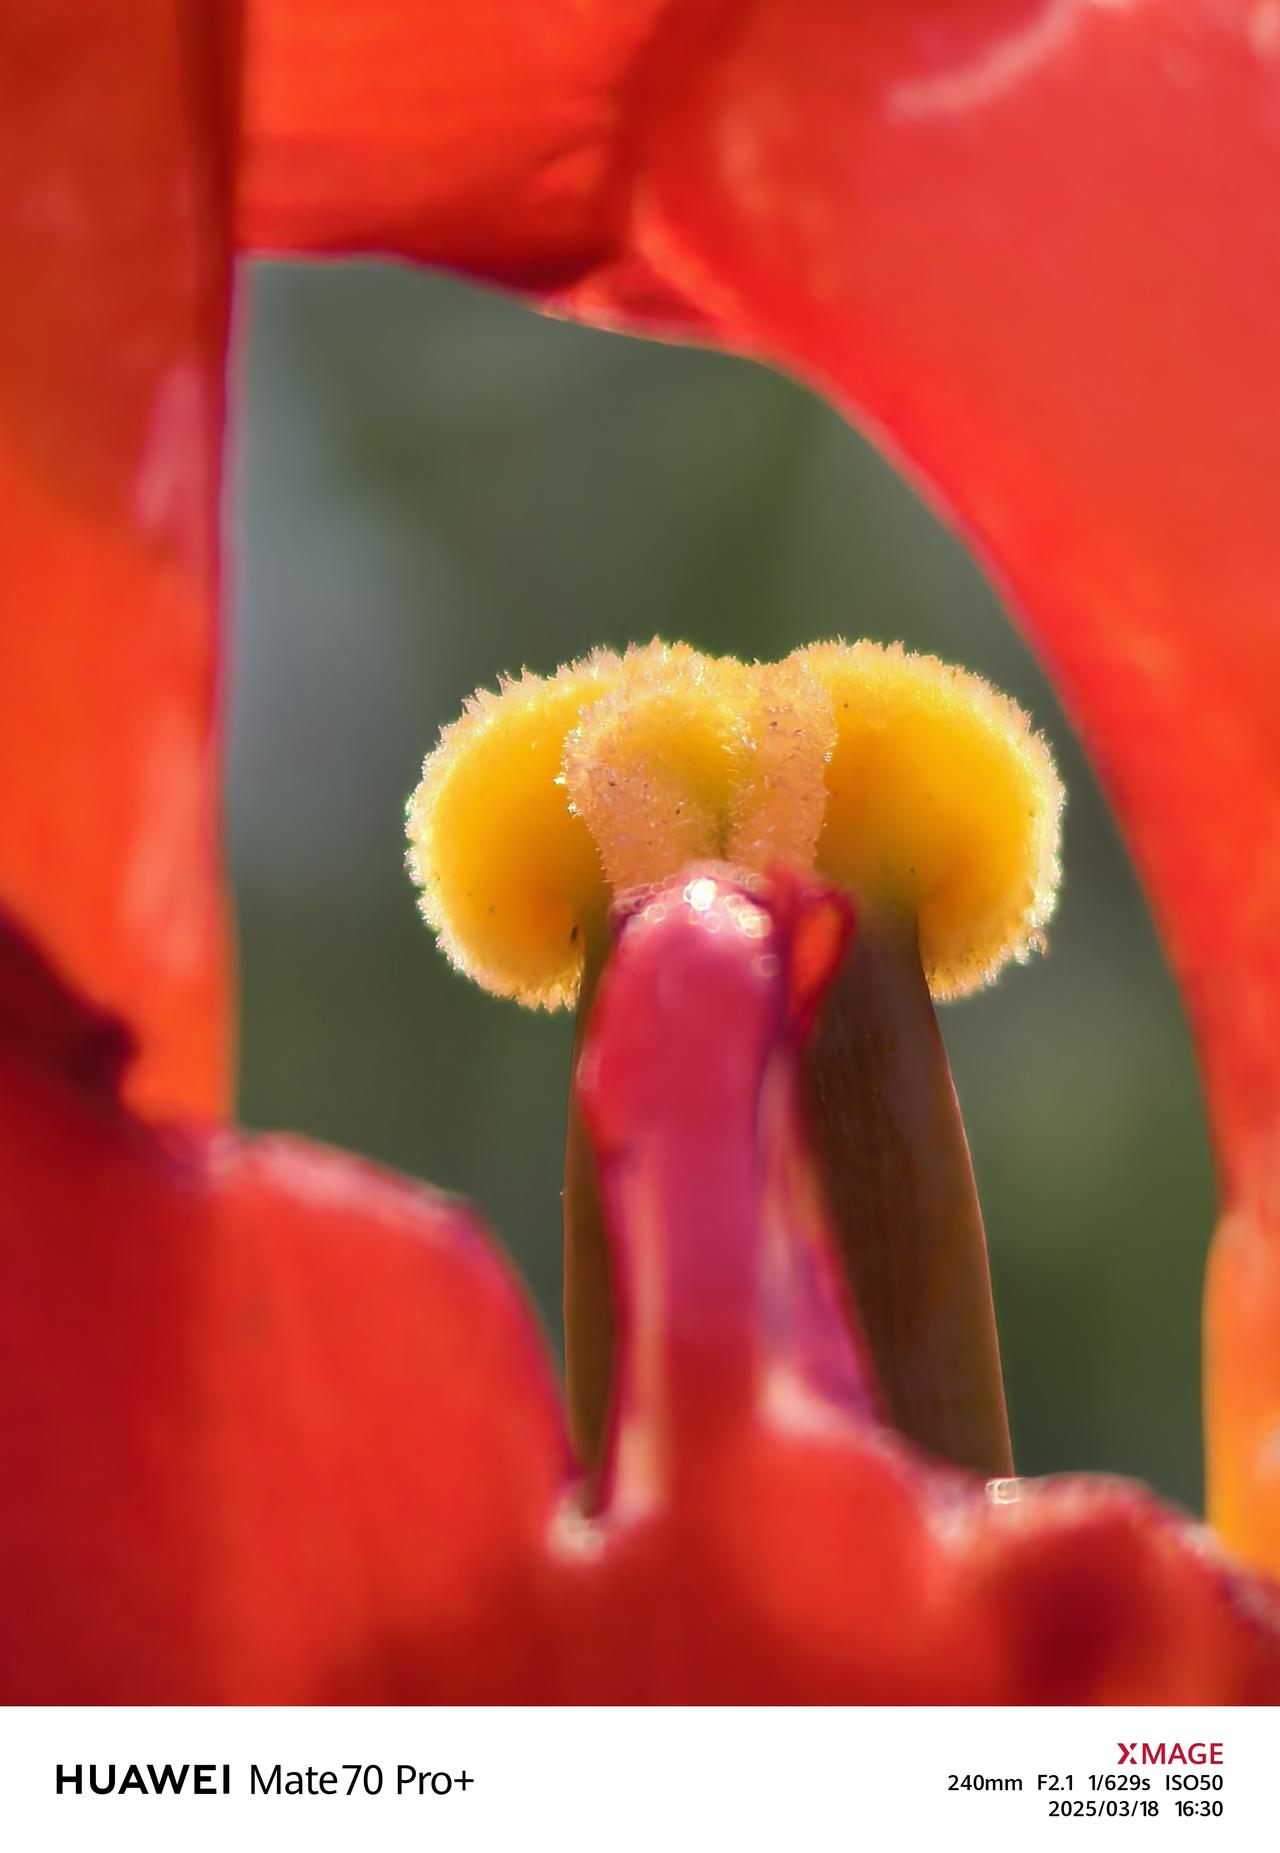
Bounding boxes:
0 1706 1269 1850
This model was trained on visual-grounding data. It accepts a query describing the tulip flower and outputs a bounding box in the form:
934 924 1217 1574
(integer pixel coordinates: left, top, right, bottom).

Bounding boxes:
4 0 1280 1702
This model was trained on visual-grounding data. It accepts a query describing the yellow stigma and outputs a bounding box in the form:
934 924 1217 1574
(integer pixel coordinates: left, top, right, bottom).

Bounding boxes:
797 641 1063 998
407 638 1062 1006
563 643 750 890
560 644 832 890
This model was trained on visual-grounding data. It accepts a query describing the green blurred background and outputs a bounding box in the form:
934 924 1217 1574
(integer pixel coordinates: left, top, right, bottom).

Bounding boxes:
230 260 1214 1510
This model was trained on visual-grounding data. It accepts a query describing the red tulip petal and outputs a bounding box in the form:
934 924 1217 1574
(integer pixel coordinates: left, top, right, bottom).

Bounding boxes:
242 0 686 286
0 915 568 1701
0 2 236 1120
959 1476 1280 1704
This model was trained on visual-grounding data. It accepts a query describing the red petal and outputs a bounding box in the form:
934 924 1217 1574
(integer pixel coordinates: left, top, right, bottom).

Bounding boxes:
951 1475 1280 1703
0 3 235 1120
241 0 672 285
0 918 567 1701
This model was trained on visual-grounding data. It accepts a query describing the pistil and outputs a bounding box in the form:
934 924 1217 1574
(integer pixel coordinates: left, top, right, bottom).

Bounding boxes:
802 903 1011 1476
562 925 614 1464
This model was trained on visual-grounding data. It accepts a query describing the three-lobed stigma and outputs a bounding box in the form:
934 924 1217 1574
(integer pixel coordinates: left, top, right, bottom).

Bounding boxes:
406 639 1063 1006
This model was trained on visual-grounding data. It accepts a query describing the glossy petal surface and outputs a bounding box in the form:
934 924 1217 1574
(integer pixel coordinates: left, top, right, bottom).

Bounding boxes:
242 0 728 288
0 918 567 1703
0 2 236 1119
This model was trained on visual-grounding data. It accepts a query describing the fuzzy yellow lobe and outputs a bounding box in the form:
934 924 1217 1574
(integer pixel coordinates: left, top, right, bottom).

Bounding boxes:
800 642 1063 999
407 640 1063 1007
406 650 621 1008
564 644 751 891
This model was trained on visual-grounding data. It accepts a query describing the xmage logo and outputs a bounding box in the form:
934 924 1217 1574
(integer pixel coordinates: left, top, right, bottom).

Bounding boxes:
1116 1744 1224 1767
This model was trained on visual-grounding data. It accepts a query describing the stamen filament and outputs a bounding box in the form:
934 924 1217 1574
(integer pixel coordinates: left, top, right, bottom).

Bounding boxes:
563 922 615 1467
801 902 1012 1477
